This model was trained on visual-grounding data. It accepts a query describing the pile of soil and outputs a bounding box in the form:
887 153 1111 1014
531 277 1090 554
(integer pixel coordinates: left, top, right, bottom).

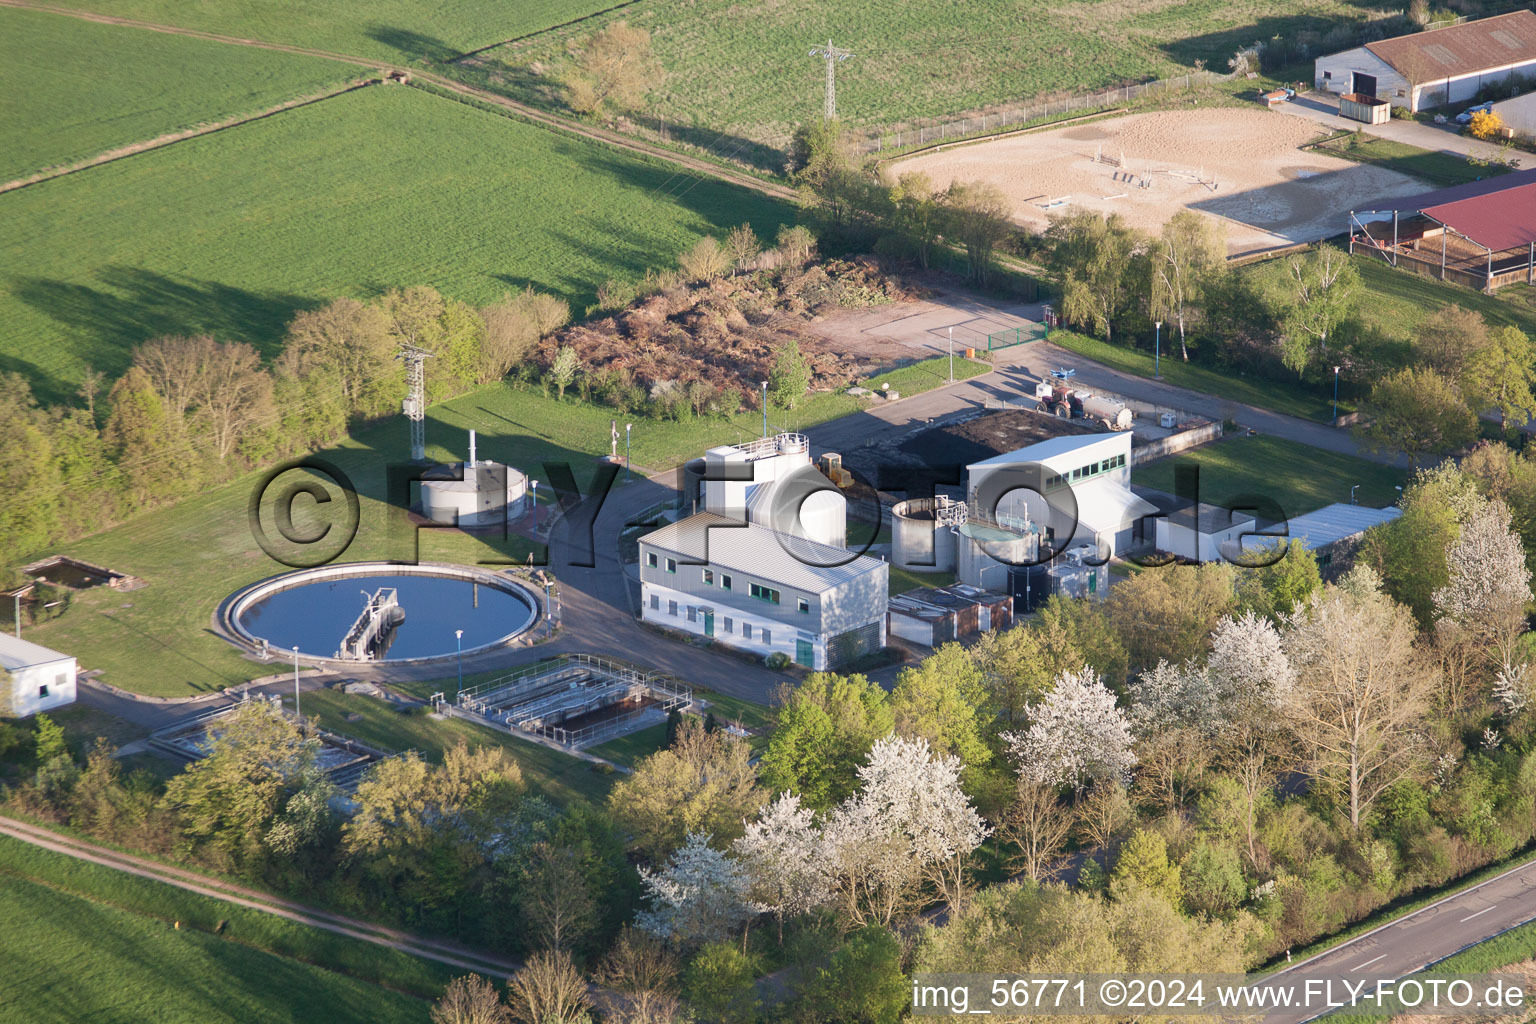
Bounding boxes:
536 258 914 408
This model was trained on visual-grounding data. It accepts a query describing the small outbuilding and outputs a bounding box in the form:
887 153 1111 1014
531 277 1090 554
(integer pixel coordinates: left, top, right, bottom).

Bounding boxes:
1242 503 1403 575
887 584 1013 648
0 633 77 718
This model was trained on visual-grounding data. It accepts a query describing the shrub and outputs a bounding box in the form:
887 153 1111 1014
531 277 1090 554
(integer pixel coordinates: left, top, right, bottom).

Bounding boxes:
765 652 792 670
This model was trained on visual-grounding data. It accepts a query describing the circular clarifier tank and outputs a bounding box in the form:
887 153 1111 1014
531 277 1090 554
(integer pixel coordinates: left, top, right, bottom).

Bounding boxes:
225 563 538 662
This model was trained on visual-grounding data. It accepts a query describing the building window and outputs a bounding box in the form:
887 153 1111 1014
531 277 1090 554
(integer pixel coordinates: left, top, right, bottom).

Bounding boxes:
743 623 753 640
665 557 676 573
798 598 810 614
703 569 714 585
687 606 697 623
1100 459 1110 473
762 628 772 645
724 617 734 633
647 552 658 568
650 594 659 610
1323 70 1332 79
669 600 678 616
1396 88 1405 97
721 573 732 590
37 685 49 698
749 582 780 604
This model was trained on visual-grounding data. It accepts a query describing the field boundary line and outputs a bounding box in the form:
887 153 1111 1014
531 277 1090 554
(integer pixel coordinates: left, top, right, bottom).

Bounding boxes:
0 814 519 977
0 0 797 203
454 0 645 60
0 77 381 195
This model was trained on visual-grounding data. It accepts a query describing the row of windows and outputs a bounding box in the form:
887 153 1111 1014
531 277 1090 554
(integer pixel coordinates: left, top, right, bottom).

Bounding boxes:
1042 452 1128 491
649 594 770 642
644 552 810 612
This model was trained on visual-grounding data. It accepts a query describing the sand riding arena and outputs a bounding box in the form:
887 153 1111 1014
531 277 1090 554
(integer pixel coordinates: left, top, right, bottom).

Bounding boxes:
890 107 1429 254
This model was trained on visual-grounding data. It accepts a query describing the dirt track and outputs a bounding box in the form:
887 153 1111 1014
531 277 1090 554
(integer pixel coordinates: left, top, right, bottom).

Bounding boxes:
891 107 1429 254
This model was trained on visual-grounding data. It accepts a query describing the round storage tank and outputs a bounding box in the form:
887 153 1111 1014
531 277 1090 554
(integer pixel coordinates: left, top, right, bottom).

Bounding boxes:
891 498 958 573
421 462 528 526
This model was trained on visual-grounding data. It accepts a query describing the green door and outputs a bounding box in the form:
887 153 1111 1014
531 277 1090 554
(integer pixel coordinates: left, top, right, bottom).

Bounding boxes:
795 639 814 668
703 610 715 637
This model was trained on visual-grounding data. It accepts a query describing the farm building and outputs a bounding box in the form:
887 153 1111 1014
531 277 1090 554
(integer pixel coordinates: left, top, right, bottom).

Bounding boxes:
1348 169 1536 291
886 584 1013 648
0 633 77 718
1493 88 1536 136
1154 503 1259 563
1242 503 1403 574
1314 11 1536 111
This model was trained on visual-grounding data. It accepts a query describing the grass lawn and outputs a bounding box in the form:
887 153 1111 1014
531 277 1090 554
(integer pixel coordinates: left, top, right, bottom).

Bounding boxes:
1046 330 1341 423
1308 131 1509 188
0 7 353 182
300 689 615 806
587 722 668 768
863 356 989 397
1132 434 1409 518
472 0 1393 141
0 839 440 1021
1 82 795 404
58 0 615 63
890 566 957 596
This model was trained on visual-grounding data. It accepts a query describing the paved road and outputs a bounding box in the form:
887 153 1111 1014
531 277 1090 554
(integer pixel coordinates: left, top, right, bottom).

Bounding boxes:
1255 855 1536 1023
1284 91 1516 164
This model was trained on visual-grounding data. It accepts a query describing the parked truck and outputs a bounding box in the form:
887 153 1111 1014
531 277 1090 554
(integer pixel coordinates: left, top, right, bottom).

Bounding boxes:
1034 380 1134 430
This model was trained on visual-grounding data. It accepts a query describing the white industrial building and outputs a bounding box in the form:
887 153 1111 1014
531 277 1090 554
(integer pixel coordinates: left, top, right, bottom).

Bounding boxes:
0 634 77 718
1242 502 1403 572
1155 503 1259 563
638 434 888 670
1494 89 1536 136
1314 11 1536 112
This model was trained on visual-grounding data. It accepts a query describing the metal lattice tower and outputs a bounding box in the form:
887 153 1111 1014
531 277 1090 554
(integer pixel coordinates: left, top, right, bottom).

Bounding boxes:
397 345 433 461
808 40 852 120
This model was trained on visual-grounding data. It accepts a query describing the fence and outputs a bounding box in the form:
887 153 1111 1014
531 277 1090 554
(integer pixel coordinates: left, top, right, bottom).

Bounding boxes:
859 71 1234 154
987 324 1048 351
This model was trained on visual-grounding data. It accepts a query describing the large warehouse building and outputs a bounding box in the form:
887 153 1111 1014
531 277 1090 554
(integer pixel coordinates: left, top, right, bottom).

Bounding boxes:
1348 168 1536 292
1314 11 1536 111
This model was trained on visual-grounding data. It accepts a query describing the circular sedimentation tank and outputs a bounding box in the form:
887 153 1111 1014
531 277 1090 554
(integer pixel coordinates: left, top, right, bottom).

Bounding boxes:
224 562 539 663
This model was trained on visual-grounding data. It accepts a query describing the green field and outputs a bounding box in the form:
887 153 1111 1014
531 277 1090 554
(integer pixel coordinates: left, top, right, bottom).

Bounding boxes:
475 0 1389 140
1 82 794 403
302 689 615 805
1308 131 1512 188
1131 434 1409 518
55 0 615 62
0 7 353 182
0 849 432 1023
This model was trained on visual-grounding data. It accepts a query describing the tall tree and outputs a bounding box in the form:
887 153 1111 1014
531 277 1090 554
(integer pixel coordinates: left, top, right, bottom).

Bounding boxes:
187 339 275 460
636 832 755 944
1276 247 1358 376
1356 366 1478 467
768 338 812 410
1283 570 1431 829
1414 303 1489 380
1047 210 1143 344
523 842 598 954
1433 498 1533 674
888 171 943 269
279 297 398 414
733 793 832 943
1465 326 1536 429
997 779 1075 881
1005 667 1136 794
431 975 510 1024
505 951 593 1024
942 180 1013 286
970 619 1084 733
1148 211 1226 361
758 673 893 810
889 643 994 791
1105 562 1236 673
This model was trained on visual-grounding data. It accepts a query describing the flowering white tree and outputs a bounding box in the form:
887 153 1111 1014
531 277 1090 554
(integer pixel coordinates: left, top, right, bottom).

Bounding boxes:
732 792 832 942
824 734 990 924
1208 610 1296 709
1434 499 1533 671
1128 659 1218 736
1494 662 1531 718
1005 667 1136 792
636 832 753 945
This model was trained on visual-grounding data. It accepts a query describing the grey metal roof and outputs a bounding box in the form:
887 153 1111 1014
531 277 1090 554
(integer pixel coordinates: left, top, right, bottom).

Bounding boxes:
640 512 887 594
0 633 73 672
1276 503 1402 551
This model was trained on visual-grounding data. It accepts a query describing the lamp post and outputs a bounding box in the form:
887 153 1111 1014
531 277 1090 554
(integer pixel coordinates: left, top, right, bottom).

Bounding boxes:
760 380 768 439
625 423 632 483
1332 365 1340 423
1154 321 1162 379
12 592 19 639
948 326 954 383
531 479 538 535
1350 484 1359 505
454 629 464 700
291 646 301 721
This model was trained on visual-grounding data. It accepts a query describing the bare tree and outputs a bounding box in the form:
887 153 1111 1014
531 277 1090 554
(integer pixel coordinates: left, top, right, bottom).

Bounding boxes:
563 21 664 117
76 365 105 420
724 223 760 273
189 340 275 459
432 974 510 1024
133 334 213 421
524 842 596 954
280 297 397 410
598 927 681 1024
506 951 593 1024
1283 571 1431 829
997 779 1074 881
943 180 1013 286
678 236 731 282
1074 780 1132 853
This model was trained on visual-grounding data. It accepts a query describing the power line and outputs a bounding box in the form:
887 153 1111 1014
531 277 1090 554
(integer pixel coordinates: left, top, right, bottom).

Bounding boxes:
808 40 853 120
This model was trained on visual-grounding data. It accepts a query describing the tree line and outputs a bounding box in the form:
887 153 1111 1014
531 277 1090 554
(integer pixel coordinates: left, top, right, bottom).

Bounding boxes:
0 286 570 566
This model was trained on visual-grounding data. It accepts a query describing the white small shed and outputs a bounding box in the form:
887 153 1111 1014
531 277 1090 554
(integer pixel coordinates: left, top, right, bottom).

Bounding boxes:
0 633 78 718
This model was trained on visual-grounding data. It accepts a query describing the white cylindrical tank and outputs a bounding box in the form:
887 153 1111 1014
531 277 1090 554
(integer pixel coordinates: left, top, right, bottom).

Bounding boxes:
1081 394 1133 430
956 520 1035 591
422 462 529 526
891 498 958 573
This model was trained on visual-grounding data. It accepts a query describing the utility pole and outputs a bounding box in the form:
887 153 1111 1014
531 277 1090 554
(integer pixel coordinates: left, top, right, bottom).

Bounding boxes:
808 40 852 120
397 345 433 461
948 326 954 383
292 646 301 721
